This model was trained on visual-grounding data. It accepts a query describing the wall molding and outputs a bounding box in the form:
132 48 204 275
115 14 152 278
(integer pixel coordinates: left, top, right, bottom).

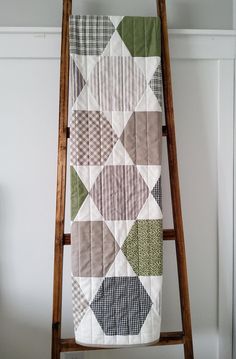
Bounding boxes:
217 59 234 359
0 28 236 59
0 27 234 359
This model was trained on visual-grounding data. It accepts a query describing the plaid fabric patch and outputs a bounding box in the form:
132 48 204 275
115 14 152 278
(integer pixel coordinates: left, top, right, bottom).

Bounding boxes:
70 110 118 165
72 276 89 330
151 177 162 209
149 62 162 108
90 277 152 335
69 15 115 55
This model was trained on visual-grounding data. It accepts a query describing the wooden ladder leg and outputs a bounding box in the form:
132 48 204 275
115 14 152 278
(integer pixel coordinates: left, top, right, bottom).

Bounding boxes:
157 0 194 358
51 1 72 358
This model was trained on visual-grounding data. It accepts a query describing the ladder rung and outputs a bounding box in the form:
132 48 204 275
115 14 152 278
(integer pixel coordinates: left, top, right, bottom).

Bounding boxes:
63 229 175 245
66 125 167 139
60 331 184 352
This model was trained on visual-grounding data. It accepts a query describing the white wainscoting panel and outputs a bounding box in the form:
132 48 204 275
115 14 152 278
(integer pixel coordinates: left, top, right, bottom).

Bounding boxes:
0 28 234 359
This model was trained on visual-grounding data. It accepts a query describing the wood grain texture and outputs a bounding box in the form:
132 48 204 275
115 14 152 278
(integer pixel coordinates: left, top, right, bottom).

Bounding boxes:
157 0 194 357
51 1 72 358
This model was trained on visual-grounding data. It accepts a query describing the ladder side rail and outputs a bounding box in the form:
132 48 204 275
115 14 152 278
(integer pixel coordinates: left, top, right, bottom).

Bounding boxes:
51 1 72 358
157 0 194 357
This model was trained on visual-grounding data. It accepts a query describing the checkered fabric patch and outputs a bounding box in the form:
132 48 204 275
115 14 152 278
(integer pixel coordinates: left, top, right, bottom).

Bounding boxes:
70 110 118 165
149 62 162 108
90 277 152 335
69 15 115 55
72 276 89 330
151 177 162 209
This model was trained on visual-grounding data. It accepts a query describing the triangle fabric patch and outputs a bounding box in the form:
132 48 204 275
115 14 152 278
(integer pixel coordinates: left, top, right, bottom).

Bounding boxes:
104 139 134 165
149 62 163 108
72 84 101 111
70 57 86 106
105 250 137 277
139 306 161 339
72 54 99 81
71 276 89 330
109 16 124 29
138 276 163 304
74 165 103 191
74 195 104 221
133 56 161 82
151 176 162 209
105 220 135 247
137 194 163 220
103 111 133 137
70 166 88 221
74 276 104 304
102 30 131 57
75 307 105 344
137 165 161 190
135 85 162 112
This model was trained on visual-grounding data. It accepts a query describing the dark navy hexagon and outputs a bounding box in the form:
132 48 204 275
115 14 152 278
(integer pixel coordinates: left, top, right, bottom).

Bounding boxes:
90 276 152 335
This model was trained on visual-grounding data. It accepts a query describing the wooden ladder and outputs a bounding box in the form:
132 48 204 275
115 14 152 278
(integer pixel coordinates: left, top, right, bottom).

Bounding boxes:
51 0 194 357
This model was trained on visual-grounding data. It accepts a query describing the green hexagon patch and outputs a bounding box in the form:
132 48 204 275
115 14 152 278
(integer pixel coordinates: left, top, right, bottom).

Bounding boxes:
122 219 163 275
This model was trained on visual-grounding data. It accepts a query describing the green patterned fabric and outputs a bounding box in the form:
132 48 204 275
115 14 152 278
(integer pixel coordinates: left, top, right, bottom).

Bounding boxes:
122 220 163 275
117 17 161 57
70 166 88 221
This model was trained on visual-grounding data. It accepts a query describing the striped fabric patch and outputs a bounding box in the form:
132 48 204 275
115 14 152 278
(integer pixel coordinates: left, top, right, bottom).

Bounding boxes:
88 56 146 111
90 165 149 220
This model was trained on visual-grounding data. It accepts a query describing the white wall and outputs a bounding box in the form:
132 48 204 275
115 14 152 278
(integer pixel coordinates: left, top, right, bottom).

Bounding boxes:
0 0 233 29
0 29 234 359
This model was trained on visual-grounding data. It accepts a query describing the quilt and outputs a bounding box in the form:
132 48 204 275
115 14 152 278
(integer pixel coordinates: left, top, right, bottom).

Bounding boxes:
69 15 163 347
